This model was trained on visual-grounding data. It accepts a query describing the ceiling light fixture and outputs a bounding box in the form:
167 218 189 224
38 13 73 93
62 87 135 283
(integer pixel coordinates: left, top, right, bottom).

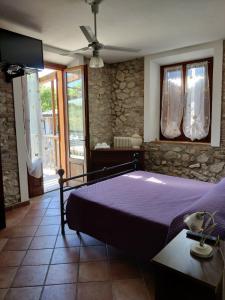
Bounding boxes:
89 50 104 68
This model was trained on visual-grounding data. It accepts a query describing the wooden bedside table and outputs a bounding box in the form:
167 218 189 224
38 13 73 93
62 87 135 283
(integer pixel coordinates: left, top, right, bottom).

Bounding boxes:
152 229 224 300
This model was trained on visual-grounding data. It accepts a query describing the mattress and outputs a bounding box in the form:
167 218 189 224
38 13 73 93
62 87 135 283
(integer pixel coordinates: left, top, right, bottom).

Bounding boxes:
66 171 213 259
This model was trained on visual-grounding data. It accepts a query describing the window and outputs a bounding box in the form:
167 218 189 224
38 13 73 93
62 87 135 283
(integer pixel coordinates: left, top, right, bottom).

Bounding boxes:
160 58 213 142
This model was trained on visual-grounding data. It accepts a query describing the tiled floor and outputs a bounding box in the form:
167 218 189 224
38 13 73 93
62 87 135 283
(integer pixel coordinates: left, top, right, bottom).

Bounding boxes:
0 192 155 300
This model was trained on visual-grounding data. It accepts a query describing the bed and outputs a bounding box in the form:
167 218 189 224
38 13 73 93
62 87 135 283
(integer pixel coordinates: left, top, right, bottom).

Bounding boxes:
58 157 225 259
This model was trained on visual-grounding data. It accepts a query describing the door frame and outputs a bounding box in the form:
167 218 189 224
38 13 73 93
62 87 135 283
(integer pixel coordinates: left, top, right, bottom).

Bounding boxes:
63 65 90 178
44 62 68 176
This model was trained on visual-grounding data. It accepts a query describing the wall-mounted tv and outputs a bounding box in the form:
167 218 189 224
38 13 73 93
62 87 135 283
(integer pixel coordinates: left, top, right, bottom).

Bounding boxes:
0 28 44 70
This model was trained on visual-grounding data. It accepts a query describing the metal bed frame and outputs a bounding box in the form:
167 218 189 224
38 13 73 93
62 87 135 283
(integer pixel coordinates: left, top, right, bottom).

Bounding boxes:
57 153 140 235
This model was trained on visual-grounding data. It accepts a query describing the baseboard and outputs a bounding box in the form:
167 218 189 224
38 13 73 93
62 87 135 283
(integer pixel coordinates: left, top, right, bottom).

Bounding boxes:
5 200 30 211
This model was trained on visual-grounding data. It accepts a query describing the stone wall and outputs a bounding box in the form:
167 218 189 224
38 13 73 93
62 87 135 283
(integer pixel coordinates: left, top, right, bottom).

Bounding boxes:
0 72 20 207
144 143 225 182
111 59 144 137
88 59 144 149
88 65 113 148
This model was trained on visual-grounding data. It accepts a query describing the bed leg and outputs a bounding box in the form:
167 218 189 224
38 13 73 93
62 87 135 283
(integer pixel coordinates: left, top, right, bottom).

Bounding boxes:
58 169 65 235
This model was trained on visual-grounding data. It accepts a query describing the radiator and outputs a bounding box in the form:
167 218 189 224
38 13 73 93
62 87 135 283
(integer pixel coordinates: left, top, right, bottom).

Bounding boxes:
114 136 132 148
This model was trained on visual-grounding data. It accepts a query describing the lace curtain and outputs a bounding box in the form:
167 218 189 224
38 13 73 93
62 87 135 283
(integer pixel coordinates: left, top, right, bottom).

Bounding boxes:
161 66 184 139
183 62 210 141
22 71 43 178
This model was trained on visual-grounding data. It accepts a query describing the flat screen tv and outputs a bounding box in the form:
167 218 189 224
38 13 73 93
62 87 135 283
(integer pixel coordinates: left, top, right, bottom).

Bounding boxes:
0 28 44 70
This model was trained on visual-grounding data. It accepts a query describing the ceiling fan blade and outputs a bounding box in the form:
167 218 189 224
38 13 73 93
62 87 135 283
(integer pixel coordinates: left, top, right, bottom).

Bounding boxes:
103 45 140 53
43 44 89 57
43 44 71 55
80 26 97 43
65 47 90 55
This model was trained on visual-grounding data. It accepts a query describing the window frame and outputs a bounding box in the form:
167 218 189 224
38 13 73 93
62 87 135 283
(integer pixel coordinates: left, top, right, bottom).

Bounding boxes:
160 57 213 143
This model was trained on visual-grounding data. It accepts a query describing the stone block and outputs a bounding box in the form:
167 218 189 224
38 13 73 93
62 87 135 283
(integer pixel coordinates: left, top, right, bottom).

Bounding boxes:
209 162 225 173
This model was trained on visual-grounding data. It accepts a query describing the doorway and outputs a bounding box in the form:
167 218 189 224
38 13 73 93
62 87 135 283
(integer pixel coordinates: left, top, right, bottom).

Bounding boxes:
35 64 89 192
38 68 61 192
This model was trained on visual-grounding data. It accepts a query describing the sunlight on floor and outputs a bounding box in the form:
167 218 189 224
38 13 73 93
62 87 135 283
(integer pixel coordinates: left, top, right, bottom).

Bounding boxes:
43 168 58 192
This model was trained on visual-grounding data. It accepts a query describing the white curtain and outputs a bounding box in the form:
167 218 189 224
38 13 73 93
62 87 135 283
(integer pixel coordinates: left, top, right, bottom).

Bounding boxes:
183 62 210 141
161 66 184 139
22 71 43 178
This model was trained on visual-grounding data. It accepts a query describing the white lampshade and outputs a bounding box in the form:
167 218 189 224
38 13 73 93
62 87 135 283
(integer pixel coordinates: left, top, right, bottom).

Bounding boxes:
184 211 215 258
183 212 205 232
89 55 104 68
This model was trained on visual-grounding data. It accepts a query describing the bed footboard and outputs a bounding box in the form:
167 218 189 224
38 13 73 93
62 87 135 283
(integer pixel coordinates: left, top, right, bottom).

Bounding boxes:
57 152 140 235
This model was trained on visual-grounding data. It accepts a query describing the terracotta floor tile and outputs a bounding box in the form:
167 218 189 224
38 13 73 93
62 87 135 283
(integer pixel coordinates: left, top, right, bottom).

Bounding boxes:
40 216 60 225
51 247 80 264
55 235 81 248
30 201 50 210
46 192 58 199
0 229 11 239
41 197 52 202
29 235 57 249
46 263 78 285
112 279 150 300
22 249 53 265
19 217 43 226
48 201 60 209
78 261 110 282
8 226 38 238
0 267 18 288
5 207 29 227
5 286 42 300
58 225 77 236
79 233 104 246
77 282 113 300
0 238 8 251
0 289 7 299
41 284 76 300
13 265 48 287
35 225 59 236
45 209 60 216
26 209 46 217
0 251 26 267
3 237 32 251
31 197 51 203
110 261 141 280
80 246 107 262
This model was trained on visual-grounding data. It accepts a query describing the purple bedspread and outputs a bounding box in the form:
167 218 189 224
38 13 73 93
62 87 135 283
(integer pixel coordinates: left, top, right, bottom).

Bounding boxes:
66 171 222 259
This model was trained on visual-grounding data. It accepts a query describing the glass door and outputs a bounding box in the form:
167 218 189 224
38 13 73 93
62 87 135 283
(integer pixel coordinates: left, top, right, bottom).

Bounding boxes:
64 66 88 183
39 70 60 191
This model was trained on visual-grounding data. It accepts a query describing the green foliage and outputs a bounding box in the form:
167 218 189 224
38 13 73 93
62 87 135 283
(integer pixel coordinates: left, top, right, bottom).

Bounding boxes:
40 85 52 112
67 81 82 99
69 104 83 132
39 78 83 134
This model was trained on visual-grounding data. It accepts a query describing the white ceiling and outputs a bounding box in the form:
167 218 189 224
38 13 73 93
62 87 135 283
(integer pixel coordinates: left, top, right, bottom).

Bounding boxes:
0 0 225 65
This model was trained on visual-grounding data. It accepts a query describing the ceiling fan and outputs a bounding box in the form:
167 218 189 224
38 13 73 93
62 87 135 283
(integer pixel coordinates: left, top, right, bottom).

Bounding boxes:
44 0 140 68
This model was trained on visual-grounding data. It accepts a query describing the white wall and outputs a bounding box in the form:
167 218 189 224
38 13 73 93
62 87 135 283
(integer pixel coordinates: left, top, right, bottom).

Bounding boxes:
67 54 85 67
144 40 223 146
13 78 29 202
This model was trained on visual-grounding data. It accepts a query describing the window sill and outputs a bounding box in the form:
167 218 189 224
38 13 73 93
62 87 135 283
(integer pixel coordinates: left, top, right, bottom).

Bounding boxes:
148 140 211 146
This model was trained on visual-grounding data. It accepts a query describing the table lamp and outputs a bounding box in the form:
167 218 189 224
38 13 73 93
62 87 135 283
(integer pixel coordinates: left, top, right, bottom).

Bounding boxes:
184 211 216 258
